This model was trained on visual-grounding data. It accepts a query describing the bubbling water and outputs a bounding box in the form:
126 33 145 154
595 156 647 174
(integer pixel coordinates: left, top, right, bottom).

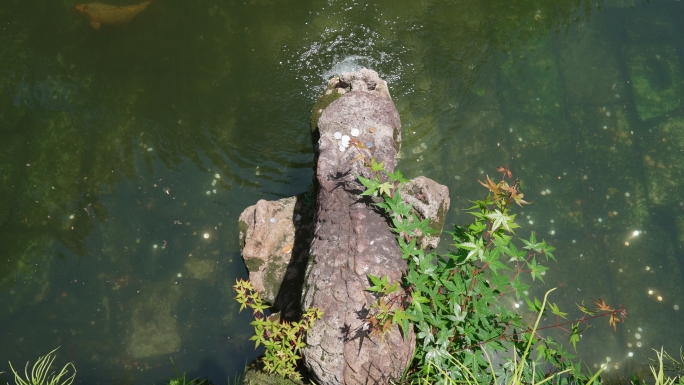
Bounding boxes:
292 22 409 101
323 55 376 80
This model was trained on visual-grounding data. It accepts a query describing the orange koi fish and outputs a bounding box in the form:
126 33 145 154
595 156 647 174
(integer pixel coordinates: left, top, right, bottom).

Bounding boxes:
74 0 153 30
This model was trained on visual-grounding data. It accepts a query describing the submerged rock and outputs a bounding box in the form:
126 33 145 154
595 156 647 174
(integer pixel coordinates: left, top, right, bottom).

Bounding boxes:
127 283 181 359
625 44 682 121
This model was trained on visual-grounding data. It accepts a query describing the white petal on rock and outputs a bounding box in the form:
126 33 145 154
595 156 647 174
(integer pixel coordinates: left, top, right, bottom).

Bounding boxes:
334 132 342 139
351 128 360 137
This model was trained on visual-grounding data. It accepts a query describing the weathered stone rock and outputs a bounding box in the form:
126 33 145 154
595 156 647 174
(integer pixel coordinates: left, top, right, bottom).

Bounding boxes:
239 192 315 320
302 69 417 385
400 176 450 250
239 197 298 304
237 69 450 383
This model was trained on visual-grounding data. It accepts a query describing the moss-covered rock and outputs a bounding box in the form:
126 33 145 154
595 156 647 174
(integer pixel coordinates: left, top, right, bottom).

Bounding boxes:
625 44 682 121
641 116 684 206
499 37 563 119
309 77 345 132
568 105 649 231
559 21 622 106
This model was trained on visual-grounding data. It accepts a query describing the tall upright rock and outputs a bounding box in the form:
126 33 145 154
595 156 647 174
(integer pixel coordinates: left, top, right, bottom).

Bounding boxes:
238 69 450 384
302 69 415 385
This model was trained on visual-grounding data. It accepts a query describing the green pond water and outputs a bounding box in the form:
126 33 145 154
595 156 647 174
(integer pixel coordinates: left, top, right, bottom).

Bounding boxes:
1 0 684 383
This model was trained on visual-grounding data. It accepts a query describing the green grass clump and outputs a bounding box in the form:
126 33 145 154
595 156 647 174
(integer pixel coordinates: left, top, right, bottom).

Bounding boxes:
8 347 75 385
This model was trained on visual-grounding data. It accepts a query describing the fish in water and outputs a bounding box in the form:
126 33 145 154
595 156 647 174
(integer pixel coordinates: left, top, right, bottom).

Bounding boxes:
74 0 153 30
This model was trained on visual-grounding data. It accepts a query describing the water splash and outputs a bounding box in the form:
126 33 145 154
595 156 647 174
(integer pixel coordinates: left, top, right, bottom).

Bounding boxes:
322 55 376 80
292 22 409 101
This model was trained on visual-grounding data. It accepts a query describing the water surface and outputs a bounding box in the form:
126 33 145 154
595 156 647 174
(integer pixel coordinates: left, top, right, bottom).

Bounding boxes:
1 0 683 382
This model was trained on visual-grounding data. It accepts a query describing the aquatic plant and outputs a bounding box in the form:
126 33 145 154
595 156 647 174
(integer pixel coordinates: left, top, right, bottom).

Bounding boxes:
355 158 627 384
8 347 76 385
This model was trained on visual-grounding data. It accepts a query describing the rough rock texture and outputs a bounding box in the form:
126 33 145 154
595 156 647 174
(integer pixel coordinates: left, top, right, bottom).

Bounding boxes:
237 69 450 384
239 197 298 303
239 193 314 320
400 176 451 250
302 69 415 385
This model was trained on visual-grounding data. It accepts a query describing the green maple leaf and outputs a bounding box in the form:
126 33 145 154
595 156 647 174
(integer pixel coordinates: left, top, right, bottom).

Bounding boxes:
570 322 592 351
370 158 385 172
549 302 567 319
377 182 394 197
458 239 485 262
527 257 548 282
486 209 512 232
